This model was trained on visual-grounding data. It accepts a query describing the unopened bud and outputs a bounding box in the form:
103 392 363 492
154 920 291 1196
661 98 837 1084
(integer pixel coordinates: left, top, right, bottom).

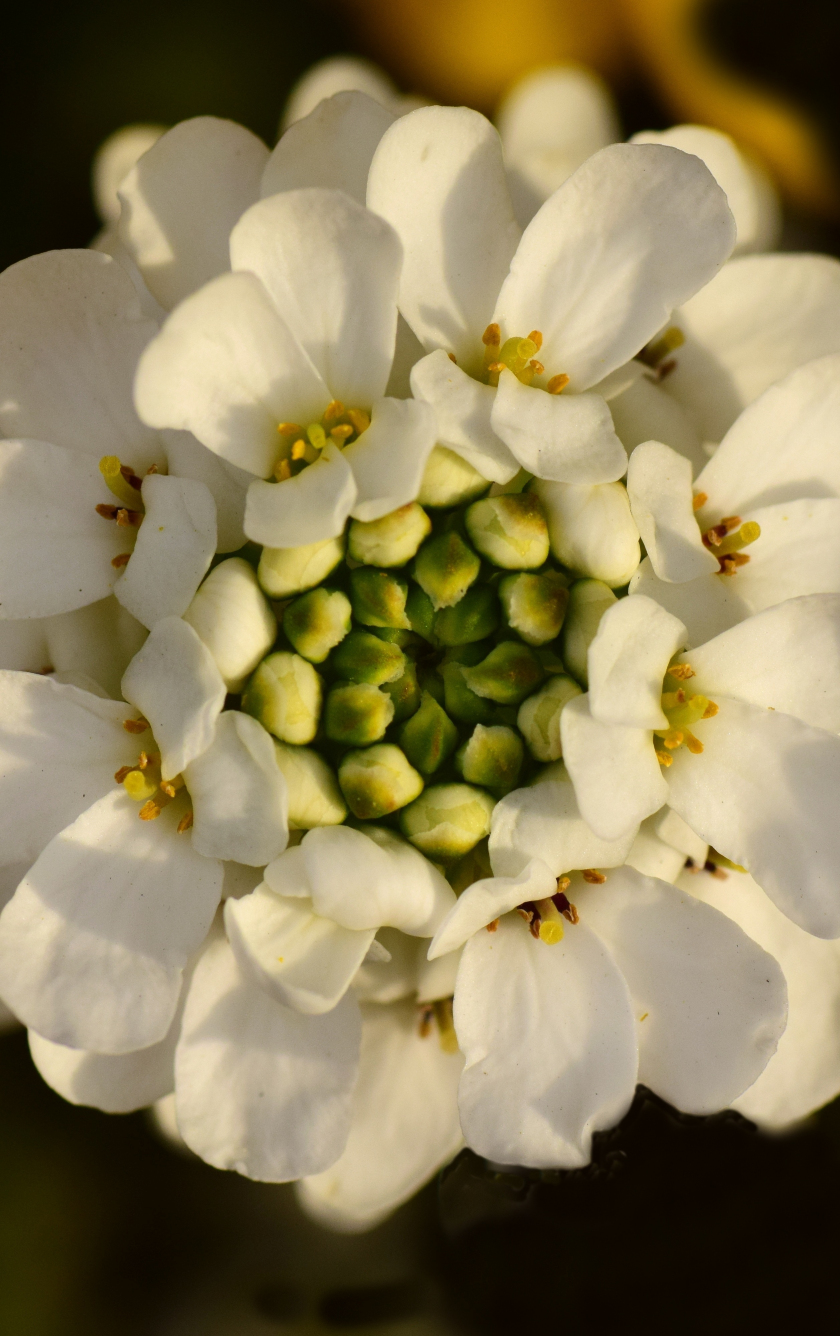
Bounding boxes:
499 570 568 646
400 783 496 859
273 742 346 827
463 641 546 705
381 661 422 722
517 674 582 761
338 744 424 819
405 584 437 642
456 724 523 792
183 557 276 690
348 503 432 567
441 661 496 725
433 585 499 645
350 567 411 628
464 494 549 569
283 587 352 664
242 651 322 744
258 535 344 597
413 531 480 610
417 444 490 508
330 628 405 685
561 579 617 687
399 690 459 776
324 682 395 746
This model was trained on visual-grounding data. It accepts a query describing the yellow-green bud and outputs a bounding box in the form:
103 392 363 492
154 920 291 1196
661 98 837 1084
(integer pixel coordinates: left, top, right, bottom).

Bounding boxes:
338 744 424 819
381 661 422 722
273 742 347 827
462 641 546 705
242 651 322 744
348 503 432 567
413 531 480 610
405 584 436 642
464 494 550 569
499 570 568 646
258 535 344 597
398 690 459 776
330 629 405 685
324 682 395 746
517 675 582 761
456 724 523 792
350 568 411 628
283 587 351 663
561 579 617 687
399 783 496 859
183 557 276 690
417 445 490 508
441 661 496 725
433 585 499 645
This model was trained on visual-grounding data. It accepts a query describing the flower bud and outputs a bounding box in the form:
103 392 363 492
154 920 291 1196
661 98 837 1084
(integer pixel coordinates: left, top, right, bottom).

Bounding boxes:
405 584 436 642
456 724 524 792
499 570 568 646
517 674 583 761
532 479 640 586
417 444 490 508
464 494 550 569
433 585 499 645
440 661 496 725
350 567 411 628
324 682 395 746
273 742 346 827
348 503 432 567
400 783 496 859
413 531 480 609
330 628 406 685
381 661 422 722
242 651 322 744
283 587 352 664
338 744 424 819
399 690 459 776
462 641 546 705
561 579 617 687
183 557 276 690
258 535 344 597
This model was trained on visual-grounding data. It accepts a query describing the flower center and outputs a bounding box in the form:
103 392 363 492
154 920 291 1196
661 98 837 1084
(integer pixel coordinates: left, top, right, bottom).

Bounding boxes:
115 716 193 830
478 324 569 394
654 662 718 766
418 996 458 1051
692 493 761 576
636 325 685 381
272 400 370 482
95 455 152 569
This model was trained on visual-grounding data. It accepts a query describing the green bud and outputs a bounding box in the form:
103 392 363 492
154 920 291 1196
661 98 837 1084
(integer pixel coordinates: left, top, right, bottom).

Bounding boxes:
418 664 446 705
338 744 424 819
242 651 322 744
258 535 344 597
399 783 496 860
464 493 550 569
273 742 347 827
561 579 617 687
456 724 524 792
413 531 480 610
462 641 546 705
324 682 395 746
283 587 352 663
433 585 499 645
349 567 411 628
441 640 493 667
405 584 437 642
499 570 568 646
417 445 490 508
381 661 422 722
399 690 459 776
330 629 405 685
517 674 582 761
348 503 432 567
441 662 496 725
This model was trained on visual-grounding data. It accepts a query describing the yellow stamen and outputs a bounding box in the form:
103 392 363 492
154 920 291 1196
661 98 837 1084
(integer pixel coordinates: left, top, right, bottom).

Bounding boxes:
692 491 708 511
160 775 185 798
329 423 354 443
448 352 457 363
666 663 696 682
111 553 131 569
99 456 144 510
486 918 499 932
177 810 194 834
290 438 307 461
684 730 704 755
139 798 167 820
274 458 293 482
556 875 571 894
114 765 133 784
527 330 543 351
433 998 459 1054
546 373 569 394
323 400 346 422
582 869 606 884
482 323 501 346
277 422 302 436
656 749 673 766
123 718 148 734
638 326 685 368
702 701 719 719
347 409 370 435
663 729 684 749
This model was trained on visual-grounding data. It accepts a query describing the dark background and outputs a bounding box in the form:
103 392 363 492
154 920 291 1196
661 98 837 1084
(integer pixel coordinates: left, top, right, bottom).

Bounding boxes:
2 2 840 1331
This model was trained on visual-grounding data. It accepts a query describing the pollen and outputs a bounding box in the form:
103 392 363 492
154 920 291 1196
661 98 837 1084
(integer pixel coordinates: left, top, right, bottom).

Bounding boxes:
482 323 501 346
546 373 569 394
123 718 149 734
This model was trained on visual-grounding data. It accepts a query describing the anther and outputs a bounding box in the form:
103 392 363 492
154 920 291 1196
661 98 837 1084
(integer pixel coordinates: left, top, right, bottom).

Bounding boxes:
323 400 346 422
123 718 148 734
139 799 164 820
482 323 501 346
556 875 571 894
684 731 704 755
582 869 606 884
546 373 569 394
692 492 708 511
529 360 544 376
116 508 142 527
329 423 354 443
486 918 499 932
160 775 184 798
527 330 543 351
95 504 119 520
274 459 293 482
277 422 302 436
667 663 696 682
656 749 673 766
448 352 457 363
291 439 307 461
347 409 370 435
177 809 194 834
664 729 684 749
638 326 685 369
433 997 459 1053
111 553 131 568
702 701 719 719
114 765 133 783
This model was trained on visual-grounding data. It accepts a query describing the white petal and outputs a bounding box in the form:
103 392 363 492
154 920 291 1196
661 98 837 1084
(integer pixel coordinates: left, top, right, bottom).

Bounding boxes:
494 143 735 392
653 806 708 863
0 671 132 865
44 596 148 700
428 858 557 958
367 106 520 364
561 693 666 841
624 819 688 883
667 696 840 937
578 865 786 1112
264 843 311 897
92 123 166 225
626 441 718 582
161 428 248 553
182 557 276 691
490 371 627 483
185 712 288 865
114 474 216 629
118 116 268 309
134 271 329 478
263 91 394 205
610 374 705 476
0 789 221 1052
488 772 638 878
281 55 400 129
297 999 463 1231
121 616 225 778
629 557 749 646
244 444 357 547
409 351 519 483
224 883 373 1014
732 499 840 615
455 914 637 1168
0 250 162 468
350 927 422 1004
345 397 437 521
174 932 359 1180
230 189 401 406
588 594 686 729
532 479 640 586
0 618 48 672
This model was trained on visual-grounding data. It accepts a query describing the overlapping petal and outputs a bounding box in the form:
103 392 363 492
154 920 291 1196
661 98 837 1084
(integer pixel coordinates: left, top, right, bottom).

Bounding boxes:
490 370 627 483
561 693 667 840
262 91 395 205
114 474 217 629
344 397 436 521
587 594 686 730
185 711 288 866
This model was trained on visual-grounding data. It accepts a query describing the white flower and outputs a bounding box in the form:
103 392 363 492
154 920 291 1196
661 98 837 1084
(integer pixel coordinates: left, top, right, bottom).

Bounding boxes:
367 105 735 487
280 54 422 131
